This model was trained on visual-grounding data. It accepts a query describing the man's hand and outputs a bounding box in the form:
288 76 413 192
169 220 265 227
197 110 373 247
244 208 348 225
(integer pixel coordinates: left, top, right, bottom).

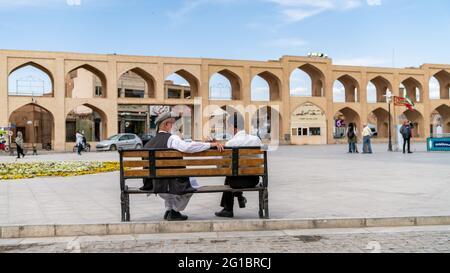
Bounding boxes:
211 142 225 152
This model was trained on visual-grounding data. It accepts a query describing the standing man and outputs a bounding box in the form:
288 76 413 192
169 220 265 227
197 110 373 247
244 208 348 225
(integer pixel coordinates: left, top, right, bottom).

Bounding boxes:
400 120 413 154
15 131 25 159
144 112 224 221
75 131 84 155
362 124 373 154
215 112 263 218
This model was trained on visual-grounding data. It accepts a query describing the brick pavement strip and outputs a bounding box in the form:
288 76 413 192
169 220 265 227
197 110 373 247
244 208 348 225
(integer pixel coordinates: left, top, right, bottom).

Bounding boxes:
1 227 450 253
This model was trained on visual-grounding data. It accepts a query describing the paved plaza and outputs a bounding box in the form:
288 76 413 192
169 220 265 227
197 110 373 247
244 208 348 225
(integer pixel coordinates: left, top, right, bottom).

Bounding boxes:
1 142 449 226
1 225 450 253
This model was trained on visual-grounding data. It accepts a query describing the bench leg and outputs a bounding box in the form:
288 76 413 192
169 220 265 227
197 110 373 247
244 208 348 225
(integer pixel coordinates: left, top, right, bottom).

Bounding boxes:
263 189 269 219
258 190 264 219
121 192 131 222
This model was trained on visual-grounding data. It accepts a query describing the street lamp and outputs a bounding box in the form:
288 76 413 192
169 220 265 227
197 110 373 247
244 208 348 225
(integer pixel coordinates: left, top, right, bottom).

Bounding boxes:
385 91 393 152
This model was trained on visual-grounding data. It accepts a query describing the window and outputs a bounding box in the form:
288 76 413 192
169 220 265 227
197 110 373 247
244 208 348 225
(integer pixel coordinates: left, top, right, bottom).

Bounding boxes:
95 86 103 97
310 127 321 136
168 89 181 99
292 128 298 136
125 89 144 98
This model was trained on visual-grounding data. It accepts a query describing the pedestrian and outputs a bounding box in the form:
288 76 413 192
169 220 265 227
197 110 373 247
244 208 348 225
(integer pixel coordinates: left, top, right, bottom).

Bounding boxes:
215 112 262 218
400 120 413 154
142 112 224 221
346 123 357 153
15 131 25 158
362 124 373 154
75 131 84 155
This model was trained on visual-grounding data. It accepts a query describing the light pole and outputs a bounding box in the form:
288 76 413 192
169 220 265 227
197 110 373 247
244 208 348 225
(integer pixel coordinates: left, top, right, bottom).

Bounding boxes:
385 91 393 152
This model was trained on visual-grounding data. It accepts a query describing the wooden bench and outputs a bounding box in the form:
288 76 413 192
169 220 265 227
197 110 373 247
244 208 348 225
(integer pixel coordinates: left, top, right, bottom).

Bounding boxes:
118 147 269 222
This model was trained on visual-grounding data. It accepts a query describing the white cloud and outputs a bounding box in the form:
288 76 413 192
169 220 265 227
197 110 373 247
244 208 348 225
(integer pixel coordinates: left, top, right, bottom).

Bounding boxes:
367 0 382 6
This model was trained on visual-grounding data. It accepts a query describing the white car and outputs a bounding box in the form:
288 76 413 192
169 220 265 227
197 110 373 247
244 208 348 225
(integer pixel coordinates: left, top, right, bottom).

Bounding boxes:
96 133 143 151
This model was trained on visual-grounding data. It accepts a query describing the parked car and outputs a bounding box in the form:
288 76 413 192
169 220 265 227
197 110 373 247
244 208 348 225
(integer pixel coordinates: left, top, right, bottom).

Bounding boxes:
96 133 143 151
139 133 155 146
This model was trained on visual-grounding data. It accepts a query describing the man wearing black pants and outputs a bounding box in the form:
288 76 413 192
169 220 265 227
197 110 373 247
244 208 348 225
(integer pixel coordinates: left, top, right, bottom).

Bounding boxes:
215 112 263 218
400 120 413 154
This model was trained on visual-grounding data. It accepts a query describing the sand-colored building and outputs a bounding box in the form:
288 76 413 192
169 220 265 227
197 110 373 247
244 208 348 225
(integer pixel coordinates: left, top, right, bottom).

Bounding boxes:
1 49 449 151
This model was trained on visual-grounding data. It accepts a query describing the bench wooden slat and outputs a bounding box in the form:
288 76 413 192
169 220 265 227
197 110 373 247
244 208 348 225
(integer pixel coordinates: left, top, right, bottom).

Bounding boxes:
122 151 149 158
238 149 265 155
155 150 232 158
126 185 264 194
123 161 149 168
238 167 265 176
156 168 232 177
156 159 232 167
124 170 149 177
239 158 264 166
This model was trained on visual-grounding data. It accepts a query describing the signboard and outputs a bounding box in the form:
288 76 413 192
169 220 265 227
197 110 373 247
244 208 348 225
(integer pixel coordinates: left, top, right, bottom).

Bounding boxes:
291 103 326 123
427 137 450 151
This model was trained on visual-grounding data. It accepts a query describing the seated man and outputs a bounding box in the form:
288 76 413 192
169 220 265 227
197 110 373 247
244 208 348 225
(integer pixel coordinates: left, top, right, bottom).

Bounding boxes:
143 112 224 221
215 112 263 218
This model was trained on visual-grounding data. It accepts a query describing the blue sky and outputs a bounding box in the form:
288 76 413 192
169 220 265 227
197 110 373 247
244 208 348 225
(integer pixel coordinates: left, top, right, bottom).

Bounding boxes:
1 0 450 68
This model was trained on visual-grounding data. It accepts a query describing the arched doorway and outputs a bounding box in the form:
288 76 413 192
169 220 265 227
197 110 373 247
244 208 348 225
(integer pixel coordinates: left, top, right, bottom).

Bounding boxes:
8 63 54 97
250 106 281 142
290 64 325 97
400 77 422 103
251 72 281 101
367 76 392 103
118 68 156 98
333 107 361 140
66 104 107 143
291 103 327 145
9 104 54 149
431 104 450 136
333 75 359 103
399 110 424 138
368 108 391 139
429 70 450 100
66 64 107 98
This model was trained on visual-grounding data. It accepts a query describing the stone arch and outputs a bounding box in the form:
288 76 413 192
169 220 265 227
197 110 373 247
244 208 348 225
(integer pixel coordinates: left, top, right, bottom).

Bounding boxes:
430 70 450 100
400 110 424 138
333 107 361 139
251 105 282 141
368 107 391 138
118 67 156 98
333 74 360 103
367 76 393 103
8 103 55 149
400 77 422 103
165 69 199 99
65 103 108 142
431 104 450 135
290 64 325 97
8 62 54 97
66 64 108 98
210 69 242 100
251 71 281 101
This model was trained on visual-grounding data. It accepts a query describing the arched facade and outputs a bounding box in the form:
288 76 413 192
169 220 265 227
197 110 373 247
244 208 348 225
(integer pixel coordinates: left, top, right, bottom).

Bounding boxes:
1 49 449 151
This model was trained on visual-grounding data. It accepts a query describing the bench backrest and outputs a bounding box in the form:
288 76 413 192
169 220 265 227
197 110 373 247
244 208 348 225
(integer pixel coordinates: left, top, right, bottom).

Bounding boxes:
119 147 267 181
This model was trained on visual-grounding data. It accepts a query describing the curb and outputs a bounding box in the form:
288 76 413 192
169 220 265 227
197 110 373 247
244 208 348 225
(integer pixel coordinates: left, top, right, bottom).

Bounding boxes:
2 216 450 239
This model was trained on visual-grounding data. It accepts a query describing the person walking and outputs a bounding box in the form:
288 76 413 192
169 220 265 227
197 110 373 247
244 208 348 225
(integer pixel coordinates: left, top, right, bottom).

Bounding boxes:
15 131 25 158
400 120 413 154
75 131 84 155
362 124 373 154
346 123 357 153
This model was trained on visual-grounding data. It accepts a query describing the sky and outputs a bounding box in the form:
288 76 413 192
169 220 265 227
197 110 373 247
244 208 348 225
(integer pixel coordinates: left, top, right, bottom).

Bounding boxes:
2 0 449 100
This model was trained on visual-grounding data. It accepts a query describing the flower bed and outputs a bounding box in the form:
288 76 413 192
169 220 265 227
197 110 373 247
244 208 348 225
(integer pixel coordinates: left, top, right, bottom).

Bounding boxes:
0 161 120 180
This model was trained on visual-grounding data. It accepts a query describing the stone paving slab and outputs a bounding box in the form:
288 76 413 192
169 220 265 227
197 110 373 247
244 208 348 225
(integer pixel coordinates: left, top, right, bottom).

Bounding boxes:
1 143 450 227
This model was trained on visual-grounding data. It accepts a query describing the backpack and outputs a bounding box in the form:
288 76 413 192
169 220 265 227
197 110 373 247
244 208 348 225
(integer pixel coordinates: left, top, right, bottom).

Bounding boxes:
347 128 355 138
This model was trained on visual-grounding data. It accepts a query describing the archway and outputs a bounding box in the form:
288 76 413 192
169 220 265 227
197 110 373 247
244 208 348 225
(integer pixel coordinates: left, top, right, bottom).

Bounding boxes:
431 104 450 135
8 63 54 97
66 104 107 142
333 107 361 139
290 64 325 97
399 110 424 138
165 69 199 99
430 70 450 100
251 71 281 101
9 104 54 149
367 76 392 103
368 108 391 138
66 64 107 98
333 75 359 103
209 70 241 100
290 103 327 145
251 106 281 141
118 68 156 98
400 77 422 103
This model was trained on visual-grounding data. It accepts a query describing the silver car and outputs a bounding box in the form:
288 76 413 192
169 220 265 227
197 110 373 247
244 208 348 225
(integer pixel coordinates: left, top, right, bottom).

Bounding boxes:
96 133 143 151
